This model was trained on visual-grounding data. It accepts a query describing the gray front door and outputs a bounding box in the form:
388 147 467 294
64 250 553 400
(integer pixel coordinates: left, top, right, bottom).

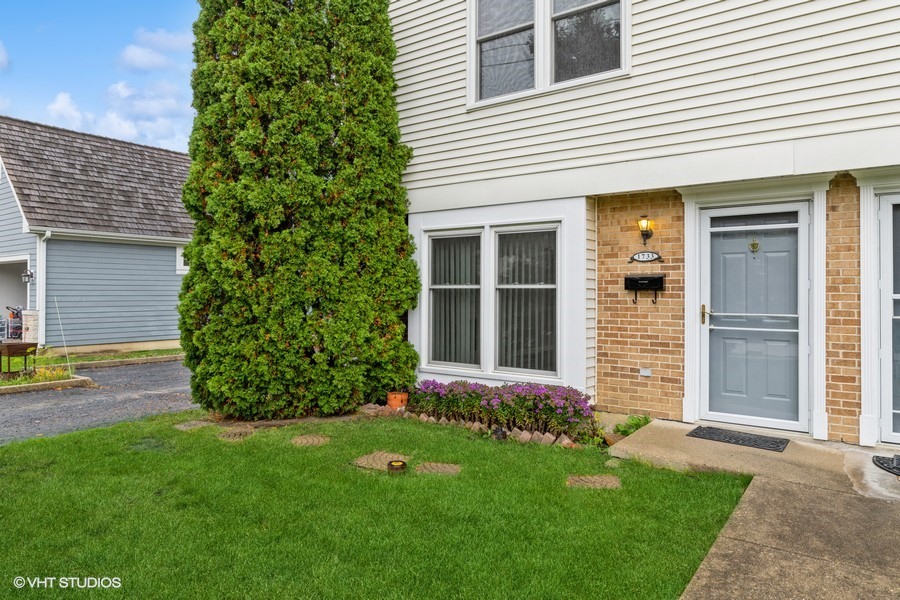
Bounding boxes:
700 206 809 431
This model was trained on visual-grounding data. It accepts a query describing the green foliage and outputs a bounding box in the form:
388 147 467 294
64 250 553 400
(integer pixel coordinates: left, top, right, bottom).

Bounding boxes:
180 0 420 418
410 380 595 439
614 414 652 436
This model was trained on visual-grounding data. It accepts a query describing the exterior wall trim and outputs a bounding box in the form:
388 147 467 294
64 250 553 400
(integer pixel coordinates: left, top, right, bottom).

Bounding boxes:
679 175 831 438
855 167 900 446
28 227 190 247
0 155 32 235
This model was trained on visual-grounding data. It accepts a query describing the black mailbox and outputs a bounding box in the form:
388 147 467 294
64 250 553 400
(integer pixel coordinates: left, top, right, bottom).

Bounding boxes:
624 274 665 291
624 274 665 303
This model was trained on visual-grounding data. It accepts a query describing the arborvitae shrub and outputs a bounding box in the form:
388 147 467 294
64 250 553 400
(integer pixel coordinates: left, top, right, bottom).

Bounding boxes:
179 0 419 419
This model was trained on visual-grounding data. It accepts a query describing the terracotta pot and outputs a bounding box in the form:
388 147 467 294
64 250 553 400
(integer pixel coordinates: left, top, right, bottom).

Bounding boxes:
386 391 409 411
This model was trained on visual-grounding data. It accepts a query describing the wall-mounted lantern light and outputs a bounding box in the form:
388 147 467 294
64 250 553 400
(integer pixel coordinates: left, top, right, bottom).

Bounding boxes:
637 215 653 245
21 269 34 284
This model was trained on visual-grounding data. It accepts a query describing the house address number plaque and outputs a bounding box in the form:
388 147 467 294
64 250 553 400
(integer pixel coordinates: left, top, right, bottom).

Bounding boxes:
628 251 664 263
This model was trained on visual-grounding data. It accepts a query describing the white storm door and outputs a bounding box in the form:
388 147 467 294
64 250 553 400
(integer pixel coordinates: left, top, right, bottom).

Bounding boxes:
879 194 900 444
700 204 810 432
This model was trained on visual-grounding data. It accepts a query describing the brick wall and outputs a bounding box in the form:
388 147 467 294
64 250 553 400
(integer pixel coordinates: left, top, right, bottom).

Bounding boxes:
825 173 862 443
594 190 685 419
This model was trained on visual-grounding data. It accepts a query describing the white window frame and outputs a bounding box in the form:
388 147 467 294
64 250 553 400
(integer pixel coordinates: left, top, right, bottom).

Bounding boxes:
428 229 484 369
409 198 587 391
493 223 560 376
467 0 632 108
176 246 189 274
878 193 900 445
855 167 900 446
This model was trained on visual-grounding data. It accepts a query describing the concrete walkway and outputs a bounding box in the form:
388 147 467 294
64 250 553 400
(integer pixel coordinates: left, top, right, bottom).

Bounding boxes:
609 420 900 599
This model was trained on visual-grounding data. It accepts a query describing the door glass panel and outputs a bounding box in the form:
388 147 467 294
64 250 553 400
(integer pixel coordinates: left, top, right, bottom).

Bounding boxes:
894 205 900 294
893 205 900 435
893 316 900 432
710 212 798 228
708 222 800 421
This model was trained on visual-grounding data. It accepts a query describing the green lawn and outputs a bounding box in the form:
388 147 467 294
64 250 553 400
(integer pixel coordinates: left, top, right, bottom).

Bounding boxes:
0 414 749 599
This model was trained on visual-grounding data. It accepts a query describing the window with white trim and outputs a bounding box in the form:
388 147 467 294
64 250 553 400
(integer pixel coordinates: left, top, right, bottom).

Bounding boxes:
176 246 189 274
474 0 626 101
429 234 482 367
428 225 559 376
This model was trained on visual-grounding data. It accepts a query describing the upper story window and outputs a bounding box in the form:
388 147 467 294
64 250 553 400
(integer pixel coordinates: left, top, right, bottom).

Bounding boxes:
472 0 628 103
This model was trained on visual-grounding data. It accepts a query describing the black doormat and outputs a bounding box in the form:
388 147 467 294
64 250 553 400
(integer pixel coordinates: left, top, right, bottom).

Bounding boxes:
873 455 900 477
686 426 789 452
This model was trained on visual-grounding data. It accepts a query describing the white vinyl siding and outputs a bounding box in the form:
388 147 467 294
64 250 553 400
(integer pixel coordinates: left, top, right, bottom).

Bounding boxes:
44 239 185 347
391 0 900 207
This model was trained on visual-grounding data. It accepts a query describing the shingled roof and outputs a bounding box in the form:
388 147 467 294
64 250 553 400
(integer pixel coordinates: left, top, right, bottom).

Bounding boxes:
0 115 193 240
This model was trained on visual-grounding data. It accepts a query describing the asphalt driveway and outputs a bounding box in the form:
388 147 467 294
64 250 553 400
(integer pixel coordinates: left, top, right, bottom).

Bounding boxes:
0 361 195 445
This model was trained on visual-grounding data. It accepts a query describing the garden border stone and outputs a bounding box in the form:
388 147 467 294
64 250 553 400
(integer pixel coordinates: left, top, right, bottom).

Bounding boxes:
0 374 94 395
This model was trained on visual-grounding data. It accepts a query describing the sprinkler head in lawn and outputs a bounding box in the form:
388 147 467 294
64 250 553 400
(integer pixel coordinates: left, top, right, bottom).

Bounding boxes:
387 460 407 474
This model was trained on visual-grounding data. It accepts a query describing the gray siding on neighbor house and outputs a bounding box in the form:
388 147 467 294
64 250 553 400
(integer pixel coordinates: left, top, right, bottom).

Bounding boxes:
44 239 183 347
0 164 37 309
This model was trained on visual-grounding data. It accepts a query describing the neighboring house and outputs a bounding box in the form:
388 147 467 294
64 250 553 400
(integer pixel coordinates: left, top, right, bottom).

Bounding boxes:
391 0 900 447
0 116 191 352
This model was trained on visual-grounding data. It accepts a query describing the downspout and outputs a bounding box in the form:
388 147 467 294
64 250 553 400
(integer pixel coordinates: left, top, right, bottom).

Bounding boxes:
37 231 50 347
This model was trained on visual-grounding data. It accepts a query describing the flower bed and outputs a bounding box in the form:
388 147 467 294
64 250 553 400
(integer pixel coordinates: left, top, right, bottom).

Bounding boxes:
410 380 594 439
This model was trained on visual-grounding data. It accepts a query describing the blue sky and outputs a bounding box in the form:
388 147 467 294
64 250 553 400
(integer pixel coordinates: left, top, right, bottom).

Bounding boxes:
0 1 199 152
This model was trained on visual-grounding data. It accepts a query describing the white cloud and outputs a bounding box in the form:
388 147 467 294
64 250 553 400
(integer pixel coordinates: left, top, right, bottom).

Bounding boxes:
107 81 135 101
0 40 8 71
46 81 194 151
47 92 86 129
105 80 191 119
119 44 171 71
95 112 139 140
135 28 192 52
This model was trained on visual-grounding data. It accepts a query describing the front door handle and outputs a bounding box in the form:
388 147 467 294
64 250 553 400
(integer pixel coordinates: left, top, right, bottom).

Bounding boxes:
701 304 714 325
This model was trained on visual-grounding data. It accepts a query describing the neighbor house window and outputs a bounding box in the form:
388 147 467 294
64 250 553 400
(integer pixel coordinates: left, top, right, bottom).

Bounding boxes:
176 246 189 274
428 226 559 376
473 0 627 101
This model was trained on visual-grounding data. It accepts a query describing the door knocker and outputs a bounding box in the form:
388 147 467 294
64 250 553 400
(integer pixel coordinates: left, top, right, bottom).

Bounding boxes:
749 238 760 254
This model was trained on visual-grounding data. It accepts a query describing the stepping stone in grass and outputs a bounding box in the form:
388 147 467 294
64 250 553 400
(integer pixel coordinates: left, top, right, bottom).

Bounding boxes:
354 451 411 472
218 428 253 442
174 420 213 431
566 475 621 489
291 434 330 447
416 462 461 476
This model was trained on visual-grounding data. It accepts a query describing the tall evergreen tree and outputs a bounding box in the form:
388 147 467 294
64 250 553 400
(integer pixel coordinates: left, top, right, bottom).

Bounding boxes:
180 0 419 418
